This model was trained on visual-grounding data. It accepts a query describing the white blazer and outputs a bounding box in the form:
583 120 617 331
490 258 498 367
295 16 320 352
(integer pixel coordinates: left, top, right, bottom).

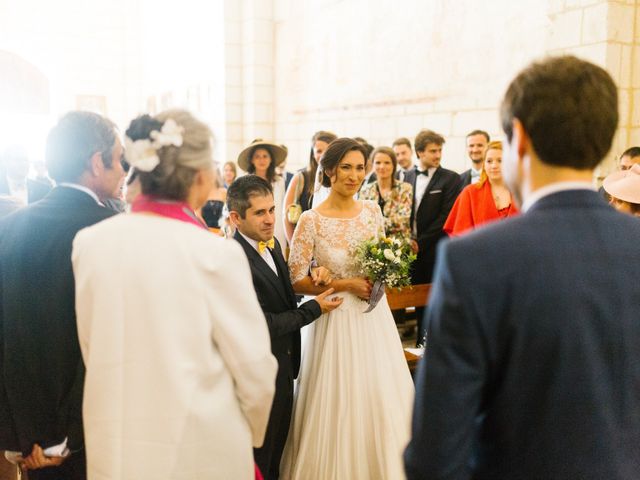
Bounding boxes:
72 214 277 480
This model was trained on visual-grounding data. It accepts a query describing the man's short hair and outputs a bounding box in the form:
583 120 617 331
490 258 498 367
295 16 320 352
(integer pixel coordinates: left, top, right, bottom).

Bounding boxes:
226 174 273 218
392 137 412 150
500 55 618 170
621 146 640 159
45 111 117 183
466 130 490 142
414 130 445 153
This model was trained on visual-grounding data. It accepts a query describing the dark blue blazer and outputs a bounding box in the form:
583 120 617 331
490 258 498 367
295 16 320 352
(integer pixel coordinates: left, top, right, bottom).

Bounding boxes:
0 187 115 455
405 189 640 480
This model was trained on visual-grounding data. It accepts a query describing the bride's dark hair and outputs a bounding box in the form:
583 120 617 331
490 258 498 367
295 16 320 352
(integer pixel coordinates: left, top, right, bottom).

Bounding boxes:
319 138 367 188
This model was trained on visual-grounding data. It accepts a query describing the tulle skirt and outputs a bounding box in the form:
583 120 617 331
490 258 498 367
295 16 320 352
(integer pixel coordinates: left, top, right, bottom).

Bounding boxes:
281 293 414 479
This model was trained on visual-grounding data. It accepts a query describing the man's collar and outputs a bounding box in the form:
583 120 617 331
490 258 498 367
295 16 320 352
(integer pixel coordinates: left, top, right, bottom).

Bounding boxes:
237 230 261 253
521 181 595 213
57 182 102 205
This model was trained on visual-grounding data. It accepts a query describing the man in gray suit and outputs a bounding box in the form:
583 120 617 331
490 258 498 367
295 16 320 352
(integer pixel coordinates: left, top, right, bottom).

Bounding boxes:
405 56 640 479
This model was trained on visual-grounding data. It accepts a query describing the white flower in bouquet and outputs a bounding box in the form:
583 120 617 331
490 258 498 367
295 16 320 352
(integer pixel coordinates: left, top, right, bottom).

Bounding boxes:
383 249 395 262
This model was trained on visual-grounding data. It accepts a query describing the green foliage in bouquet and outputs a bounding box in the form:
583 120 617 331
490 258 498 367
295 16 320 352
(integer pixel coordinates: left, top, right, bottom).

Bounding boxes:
354 236 416 288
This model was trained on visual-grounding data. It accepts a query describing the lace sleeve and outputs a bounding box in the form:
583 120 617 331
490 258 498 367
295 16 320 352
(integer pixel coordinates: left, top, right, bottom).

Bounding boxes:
288 211 316 284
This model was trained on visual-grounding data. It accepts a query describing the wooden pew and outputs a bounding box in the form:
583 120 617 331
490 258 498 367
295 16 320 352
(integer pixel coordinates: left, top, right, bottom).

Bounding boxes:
385 284 431 375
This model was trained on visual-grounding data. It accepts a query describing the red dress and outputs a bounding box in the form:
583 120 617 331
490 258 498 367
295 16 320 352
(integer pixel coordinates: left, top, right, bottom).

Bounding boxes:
444 181 519 236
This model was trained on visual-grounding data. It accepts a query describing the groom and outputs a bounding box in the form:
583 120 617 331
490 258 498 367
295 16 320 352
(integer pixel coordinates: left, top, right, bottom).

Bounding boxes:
227 175 342 480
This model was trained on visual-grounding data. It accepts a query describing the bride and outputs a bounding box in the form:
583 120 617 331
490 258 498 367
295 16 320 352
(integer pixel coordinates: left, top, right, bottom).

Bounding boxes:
282 137 414 479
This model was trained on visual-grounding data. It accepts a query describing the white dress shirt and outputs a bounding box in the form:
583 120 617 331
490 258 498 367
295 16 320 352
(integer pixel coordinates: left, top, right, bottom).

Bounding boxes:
412 167 437 237
238 231 278 276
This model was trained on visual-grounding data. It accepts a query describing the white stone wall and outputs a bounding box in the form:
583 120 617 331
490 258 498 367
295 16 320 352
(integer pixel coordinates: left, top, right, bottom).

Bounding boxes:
0 0 135 157
272 0 640 175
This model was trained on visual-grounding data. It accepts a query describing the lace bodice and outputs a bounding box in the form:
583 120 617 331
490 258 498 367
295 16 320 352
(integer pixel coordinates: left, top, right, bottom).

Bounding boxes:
288 201 386 284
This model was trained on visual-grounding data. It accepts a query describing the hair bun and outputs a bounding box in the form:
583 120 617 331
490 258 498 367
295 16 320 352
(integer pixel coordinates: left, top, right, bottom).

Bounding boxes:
126 115 164 142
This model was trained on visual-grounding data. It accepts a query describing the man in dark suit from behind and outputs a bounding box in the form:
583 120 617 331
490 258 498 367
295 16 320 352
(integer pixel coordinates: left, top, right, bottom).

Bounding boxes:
403 129 461 345
0 145 52 204
0 111 124 479
459 130 490 187
405 56 640 479
227 175 342 480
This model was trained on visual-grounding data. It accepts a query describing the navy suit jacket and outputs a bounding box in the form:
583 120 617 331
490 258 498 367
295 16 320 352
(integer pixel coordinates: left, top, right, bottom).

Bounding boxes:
0 187 115 454
405 189 640 479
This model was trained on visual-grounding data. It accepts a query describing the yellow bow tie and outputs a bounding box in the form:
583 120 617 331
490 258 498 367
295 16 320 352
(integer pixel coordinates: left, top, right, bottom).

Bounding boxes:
258 238 275 254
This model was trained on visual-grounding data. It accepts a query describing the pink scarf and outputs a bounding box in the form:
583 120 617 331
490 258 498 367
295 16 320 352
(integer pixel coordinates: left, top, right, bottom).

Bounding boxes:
131 195 206 229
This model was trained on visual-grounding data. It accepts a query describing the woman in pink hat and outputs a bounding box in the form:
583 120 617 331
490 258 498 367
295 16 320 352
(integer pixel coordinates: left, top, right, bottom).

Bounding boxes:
603 163 640 217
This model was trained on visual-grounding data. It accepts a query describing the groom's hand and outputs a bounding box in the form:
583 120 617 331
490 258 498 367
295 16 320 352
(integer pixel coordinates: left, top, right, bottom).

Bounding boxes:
311 266 332 286
314 288 343 314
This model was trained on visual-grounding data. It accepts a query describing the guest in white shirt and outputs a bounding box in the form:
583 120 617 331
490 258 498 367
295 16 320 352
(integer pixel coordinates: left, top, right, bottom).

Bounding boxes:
459 130 490 187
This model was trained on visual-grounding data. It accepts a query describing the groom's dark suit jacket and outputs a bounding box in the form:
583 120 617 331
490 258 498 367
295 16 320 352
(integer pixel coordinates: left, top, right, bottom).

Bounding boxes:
234 232 321 479
0 187 115 457
405 190 640 480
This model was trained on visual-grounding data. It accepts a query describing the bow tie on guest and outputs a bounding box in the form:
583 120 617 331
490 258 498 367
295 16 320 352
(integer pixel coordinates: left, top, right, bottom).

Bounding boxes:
471 169 481 179
417 169 429 177
258 238 275 253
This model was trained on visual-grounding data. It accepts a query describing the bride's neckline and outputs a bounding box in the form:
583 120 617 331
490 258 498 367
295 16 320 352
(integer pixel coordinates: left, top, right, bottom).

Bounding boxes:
312 201 365 220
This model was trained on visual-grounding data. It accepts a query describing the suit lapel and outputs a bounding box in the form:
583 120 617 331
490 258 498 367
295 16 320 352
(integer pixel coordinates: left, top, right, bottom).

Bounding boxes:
234 232 292 307
415 167 442 219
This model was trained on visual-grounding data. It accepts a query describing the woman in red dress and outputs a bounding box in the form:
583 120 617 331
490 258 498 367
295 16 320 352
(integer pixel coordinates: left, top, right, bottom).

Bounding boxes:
444 140 518 236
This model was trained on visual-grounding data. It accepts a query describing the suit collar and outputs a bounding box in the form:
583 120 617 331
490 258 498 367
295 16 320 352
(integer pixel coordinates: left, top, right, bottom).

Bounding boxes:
521 181 594 213
234 231 293 306
526 188 607 214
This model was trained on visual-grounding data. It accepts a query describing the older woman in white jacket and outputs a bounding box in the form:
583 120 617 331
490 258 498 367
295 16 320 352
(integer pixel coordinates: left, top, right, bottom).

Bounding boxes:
72 110 277 480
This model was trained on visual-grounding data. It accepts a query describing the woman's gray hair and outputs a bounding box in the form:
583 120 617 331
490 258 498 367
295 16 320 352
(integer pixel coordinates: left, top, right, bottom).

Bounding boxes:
130 109 214 201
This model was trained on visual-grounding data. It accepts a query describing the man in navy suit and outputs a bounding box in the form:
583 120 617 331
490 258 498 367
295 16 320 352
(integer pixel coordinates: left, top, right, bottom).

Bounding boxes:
227 175 341 480
0 111 124 479
403 129 461 345
405 55 640 479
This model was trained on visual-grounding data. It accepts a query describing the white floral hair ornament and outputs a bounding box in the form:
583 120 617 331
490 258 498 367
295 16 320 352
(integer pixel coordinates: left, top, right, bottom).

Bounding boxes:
124 118 185 172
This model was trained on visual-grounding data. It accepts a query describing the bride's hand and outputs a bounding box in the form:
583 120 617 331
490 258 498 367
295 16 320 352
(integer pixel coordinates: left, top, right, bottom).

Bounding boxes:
349 278 372 300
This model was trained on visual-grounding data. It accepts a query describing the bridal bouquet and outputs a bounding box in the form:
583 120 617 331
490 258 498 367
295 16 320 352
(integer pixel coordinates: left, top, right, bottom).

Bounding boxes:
355 236 416 312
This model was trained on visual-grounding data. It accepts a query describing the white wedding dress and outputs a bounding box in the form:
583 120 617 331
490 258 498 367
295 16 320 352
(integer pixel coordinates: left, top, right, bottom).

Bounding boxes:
282 201 414 479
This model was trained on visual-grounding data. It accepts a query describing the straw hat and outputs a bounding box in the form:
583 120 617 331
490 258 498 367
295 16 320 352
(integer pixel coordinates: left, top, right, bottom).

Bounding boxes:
237 139 287 172
602 163 640 204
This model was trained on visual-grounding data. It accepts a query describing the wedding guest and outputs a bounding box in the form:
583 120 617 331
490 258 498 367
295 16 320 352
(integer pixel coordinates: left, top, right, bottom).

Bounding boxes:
199 171 227 229
228 175 341 480
72 110 277 480
223 160 237 188
599 146 640 201
444 141 519 236
283 130 337 242
403 129 462 345
392 137 415 181
238 139 288 248
405 55 640 480
359 146 413 240
0 145 51 204
459 130 490 187
276 145 294 189
0 111 122 479
603 163 640 216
